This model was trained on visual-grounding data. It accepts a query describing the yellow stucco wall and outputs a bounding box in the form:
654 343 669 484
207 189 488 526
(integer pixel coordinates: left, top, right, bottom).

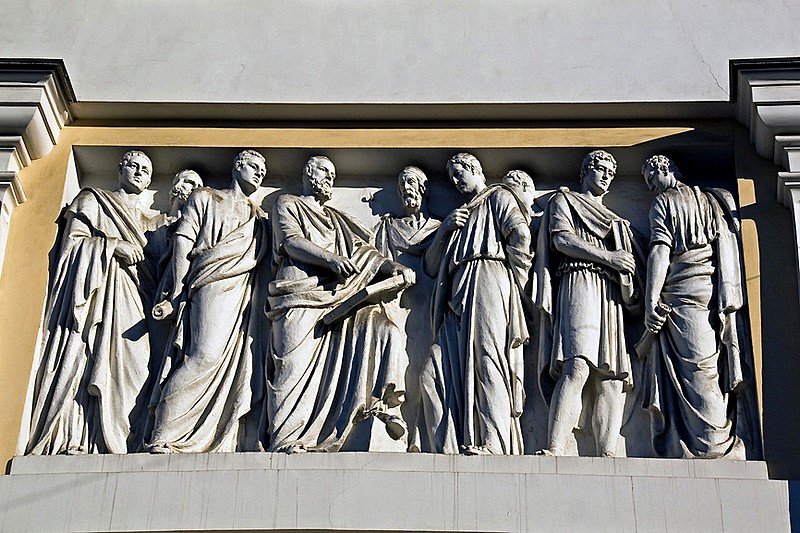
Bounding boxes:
0 125 762 470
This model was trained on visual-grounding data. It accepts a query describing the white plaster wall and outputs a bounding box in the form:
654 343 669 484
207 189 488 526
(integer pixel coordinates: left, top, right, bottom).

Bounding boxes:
1 1 799 104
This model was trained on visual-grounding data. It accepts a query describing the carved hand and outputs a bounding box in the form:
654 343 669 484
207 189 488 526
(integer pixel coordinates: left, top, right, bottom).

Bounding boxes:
152 299 175 321
328 254 360 280
644 302 670 333
384 262 416 288
443 207 469 232
605 249 635 275
113 241 145 265
393 264 417 287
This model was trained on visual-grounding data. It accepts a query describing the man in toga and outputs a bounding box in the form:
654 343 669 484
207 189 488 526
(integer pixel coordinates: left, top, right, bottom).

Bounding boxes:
27 150 158 455
535 149 637 457
419 153 533 455
267 156 415 453
638 155 752 459
142 169 204 440
147 150 269 453
374 166 441 451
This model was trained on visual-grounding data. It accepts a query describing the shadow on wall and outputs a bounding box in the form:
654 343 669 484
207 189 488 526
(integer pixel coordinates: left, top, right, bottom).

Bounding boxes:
732 123 800 479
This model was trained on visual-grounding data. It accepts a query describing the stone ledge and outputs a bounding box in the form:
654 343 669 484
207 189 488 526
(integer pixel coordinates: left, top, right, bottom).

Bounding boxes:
0 454 789 533
8 452 771 480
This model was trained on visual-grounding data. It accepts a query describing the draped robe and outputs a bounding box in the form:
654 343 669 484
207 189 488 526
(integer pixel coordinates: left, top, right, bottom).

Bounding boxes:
535 189 635 403
267 194 406 452
374 212 441 450
148 187 268 453
27 188 154 455
636 185 752 458
420 185 532 454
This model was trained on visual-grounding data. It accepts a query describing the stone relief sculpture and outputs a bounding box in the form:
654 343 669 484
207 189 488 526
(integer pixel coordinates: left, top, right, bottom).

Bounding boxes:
501 169 541 299
637 155 752 459
266 156 415 453
419 153 533 455
27 150 160 455
534 150 638 457
167 170 204 221
147 150 269 453
373 166 442 451
23 146 760 461
149 170 205 301
502 170 537 221
142 170 204 439
141 170 205 311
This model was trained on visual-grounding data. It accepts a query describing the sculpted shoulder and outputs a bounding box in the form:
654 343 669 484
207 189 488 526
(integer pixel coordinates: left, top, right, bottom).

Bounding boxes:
490 184 518 204
274 193 303 208
188 186 224 203
548 188 572 207
272 193 304 216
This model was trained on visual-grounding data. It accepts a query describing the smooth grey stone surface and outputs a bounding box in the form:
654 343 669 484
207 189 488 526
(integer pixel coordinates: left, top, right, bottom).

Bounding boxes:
1 454 788 532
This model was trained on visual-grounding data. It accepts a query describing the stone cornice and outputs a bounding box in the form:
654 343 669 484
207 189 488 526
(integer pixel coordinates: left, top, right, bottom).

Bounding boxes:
0 61 72 170
734 60 800 194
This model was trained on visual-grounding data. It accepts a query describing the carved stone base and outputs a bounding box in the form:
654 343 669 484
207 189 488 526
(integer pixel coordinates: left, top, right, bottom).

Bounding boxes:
0 453 789 532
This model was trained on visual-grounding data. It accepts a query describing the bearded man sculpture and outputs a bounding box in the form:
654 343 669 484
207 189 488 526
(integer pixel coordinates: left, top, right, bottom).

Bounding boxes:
267 156 415 453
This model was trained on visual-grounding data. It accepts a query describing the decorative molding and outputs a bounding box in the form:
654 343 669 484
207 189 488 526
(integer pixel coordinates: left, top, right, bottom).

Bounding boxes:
0 60 73 204
734 63 800 200
735 60 800 309
0 170 26 206
0 63 72 165
0 60 73 280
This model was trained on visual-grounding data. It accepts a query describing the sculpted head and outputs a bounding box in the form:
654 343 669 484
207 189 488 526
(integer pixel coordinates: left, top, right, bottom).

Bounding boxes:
447 153 486 196
642 155 681 194
397 166 428 212
118 150 153 194
170 169 204 207
503 169 536 212
303 156 336 203
232 150 267 196
579 150 617 196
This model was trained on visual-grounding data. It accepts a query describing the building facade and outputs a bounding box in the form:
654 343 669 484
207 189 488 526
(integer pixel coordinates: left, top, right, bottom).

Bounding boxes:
0 2 799 531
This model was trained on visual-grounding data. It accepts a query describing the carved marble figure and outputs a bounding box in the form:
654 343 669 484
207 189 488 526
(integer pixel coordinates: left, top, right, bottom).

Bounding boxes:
637 155 750 459
168 170 204 221
535 150 637 457
419 153 533 455
503 170 542 240
267 156 415 453
147 169 206 310
142 170 204 439
27 150 159 455
373 166 441 451
147 150 269 453
502 171 536 217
